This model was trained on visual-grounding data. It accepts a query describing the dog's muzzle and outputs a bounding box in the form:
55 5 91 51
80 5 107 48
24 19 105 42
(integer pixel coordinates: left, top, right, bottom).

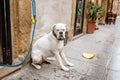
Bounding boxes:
58 32 65 40
53 31 65 40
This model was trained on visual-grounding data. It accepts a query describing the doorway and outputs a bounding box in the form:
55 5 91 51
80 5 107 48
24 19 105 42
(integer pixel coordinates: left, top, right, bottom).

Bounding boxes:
74 0 85 36
0 0 12 65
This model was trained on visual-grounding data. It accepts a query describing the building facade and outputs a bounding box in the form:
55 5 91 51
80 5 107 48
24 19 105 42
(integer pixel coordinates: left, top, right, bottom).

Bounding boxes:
1 0 117 64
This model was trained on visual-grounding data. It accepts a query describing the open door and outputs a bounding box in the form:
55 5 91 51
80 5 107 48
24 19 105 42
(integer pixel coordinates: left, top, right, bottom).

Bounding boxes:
74 0 85 36
0 0 12 65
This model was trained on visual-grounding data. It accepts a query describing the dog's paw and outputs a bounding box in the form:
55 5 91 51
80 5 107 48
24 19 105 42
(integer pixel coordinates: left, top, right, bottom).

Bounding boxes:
32 63 41 69
62 66 69 71
67 62 74 67
35 65 41 69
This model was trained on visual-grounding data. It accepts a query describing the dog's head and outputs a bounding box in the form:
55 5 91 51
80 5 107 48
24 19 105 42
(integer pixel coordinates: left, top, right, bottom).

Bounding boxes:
52 23 68 41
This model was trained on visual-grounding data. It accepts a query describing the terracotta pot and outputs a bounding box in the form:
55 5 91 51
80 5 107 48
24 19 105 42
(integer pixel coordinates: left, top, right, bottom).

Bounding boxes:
87 21 96 34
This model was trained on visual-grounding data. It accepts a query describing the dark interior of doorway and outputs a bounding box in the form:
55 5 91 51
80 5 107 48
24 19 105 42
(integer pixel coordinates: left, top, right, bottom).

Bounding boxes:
0 0 12 65
74 0 85 36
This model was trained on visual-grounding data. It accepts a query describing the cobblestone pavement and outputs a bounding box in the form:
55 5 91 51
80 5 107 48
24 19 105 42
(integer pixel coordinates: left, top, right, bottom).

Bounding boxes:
3 17 120 80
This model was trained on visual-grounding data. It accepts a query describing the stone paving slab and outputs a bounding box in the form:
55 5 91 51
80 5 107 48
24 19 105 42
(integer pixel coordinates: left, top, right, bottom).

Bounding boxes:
3 27 114 80
3 58 105 80
64 27 115 67
109 55 120 71
106 70 120 80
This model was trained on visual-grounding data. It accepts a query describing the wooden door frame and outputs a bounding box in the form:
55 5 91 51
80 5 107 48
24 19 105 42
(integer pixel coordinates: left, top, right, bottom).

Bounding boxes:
69 0 86 40
73 0 85 36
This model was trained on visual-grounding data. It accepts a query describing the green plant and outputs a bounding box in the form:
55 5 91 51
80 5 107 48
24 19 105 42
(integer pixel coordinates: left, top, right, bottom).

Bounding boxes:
97 6 105 19
87 1 105 21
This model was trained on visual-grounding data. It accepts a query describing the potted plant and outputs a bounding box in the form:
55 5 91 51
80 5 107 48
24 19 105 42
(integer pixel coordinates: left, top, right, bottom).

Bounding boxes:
87 1 104 33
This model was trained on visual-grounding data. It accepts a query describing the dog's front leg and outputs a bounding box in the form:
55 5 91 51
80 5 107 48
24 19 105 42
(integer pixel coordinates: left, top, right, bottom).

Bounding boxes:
55 51 69 71
60 51 74 67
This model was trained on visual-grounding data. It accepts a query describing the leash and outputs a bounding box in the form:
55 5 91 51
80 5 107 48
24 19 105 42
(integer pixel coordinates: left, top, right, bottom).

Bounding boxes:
0 0 37 67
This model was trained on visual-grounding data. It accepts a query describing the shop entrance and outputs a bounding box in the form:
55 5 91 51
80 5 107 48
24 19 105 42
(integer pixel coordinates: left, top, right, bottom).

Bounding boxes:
74 0 85 36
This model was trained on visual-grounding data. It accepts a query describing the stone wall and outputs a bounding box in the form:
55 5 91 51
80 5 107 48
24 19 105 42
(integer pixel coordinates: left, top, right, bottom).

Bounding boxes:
10 0 19 58
18 0 31 55
11 0 31 58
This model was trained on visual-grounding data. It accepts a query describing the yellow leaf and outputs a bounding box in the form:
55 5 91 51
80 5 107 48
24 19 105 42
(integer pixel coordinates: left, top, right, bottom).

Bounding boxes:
82 53 96 59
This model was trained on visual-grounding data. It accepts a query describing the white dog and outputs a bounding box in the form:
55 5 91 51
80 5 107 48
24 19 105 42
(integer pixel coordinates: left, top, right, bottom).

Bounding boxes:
31 23 74 71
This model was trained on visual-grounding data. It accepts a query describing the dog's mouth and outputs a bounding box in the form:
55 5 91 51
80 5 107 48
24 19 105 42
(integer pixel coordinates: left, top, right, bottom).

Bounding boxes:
57 35 65 40
58 38 64 40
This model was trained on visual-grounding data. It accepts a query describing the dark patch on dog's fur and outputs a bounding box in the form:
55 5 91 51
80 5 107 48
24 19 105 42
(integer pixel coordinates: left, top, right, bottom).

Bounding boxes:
43 61 51 64
64 31 68 46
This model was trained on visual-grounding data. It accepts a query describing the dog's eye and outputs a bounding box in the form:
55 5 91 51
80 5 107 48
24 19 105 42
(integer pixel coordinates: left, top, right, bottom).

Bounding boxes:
62 29 65 31
57 29 59 31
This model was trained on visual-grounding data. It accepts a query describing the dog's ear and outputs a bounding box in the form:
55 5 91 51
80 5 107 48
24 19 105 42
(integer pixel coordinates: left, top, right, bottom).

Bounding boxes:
65 24 69 32
52 24 57 38
52 24 56 31
64 31 68 46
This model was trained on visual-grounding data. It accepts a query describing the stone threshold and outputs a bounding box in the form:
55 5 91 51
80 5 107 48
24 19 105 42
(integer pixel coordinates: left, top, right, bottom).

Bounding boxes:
72 33 84 40
0 66 21 79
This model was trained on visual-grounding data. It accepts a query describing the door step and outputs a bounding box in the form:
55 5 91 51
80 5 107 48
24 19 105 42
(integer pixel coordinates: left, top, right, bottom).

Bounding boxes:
0 66 21 79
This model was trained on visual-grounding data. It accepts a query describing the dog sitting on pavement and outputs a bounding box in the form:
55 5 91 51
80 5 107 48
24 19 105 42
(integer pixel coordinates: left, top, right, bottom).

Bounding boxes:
31 23 74 71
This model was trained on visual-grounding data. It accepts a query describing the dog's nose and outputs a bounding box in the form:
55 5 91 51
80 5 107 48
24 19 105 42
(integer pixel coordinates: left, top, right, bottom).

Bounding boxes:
59 32 63 34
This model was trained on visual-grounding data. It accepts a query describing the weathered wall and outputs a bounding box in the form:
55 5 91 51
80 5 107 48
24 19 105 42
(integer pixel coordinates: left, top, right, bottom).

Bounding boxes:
18 0 31 55
11 0 31 58
112 0 119 14
10 0 19 58
35 0 73 37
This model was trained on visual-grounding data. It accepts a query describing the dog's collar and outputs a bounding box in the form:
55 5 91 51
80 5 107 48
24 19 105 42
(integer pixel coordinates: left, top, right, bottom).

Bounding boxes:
52 30 57 39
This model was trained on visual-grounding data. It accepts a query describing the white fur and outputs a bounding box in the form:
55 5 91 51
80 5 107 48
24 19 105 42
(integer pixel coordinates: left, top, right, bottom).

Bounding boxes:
31 23 74 71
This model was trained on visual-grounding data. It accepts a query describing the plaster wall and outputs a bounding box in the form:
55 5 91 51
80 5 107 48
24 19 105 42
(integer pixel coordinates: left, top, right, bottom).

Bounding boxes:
35 0 73 37
11 0 31 58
